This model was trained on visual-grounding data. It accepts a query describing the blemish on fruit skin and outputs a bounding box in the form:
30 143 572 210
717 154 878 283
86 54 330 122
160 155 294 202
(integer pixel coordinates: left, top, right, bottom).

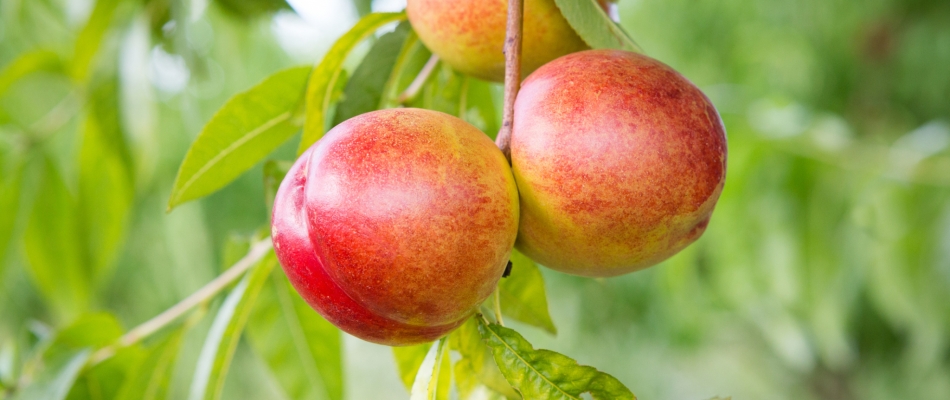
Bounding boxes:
511 50 727 277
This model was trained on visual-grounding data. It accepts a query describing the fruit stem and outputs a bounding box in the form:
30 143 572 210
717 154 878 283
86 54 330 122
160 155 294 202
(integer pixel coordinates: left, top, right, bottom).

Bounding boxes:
397 54 440 104
493 289 505 326
494 0 524 161
88 238 274 365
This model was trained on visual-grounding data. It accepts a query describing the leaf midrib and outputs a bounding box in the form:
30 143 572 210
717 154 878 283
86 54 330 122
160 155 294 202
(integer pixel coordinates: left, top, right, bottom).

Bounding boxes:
485 323 579 400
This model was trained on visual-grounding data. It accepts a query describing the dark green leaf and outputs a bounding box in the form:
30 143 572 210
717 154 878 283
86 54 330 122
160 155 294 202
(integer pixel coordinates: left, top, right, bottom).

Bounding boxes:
418 64 465 116
332 22 411 126
476 316 635 400
299 12 407 154
379 32 431 109
189 252 277 400
247 270 343 400
115 329 185 400
12 350 90 400
168 66 311 210
71 0 121 81
553 0 641 52
460 78 500 139
393 343 432 391
498 250 557 335
0 50 61 97
214 0 290 18
66 345 145 400
24 161 89 319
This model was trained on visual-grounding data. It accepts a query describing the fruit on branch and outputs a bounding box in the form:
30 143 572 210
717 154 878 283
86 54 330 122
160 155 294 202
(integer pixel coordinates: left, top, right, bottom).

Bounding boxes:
406 0 611 82
510 50 727 277
271 108 519 346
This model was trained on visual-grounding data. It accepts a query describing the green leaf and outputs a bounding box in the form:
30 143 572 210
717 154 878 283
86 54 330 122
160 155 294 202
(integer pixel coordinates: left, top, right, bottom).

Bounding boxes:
418 64 465 116
476 316 635 400
379 32 431 109
0 50 61 97
12 350 90 400
393 343 432 391
263 160 292 216
247 270 344 400
66 345 145 400
460 79 500 139
0 162 24 269
45 313 123 362
168 66 311 210
24 160 89 319
409 337 450 400
71 0 121 81
449 318 518 399
78 84 134 282
553 0 641 52
189 252 277 400
299 12 407 154
332 22 411 126
498 250 557 335
115 329 186 400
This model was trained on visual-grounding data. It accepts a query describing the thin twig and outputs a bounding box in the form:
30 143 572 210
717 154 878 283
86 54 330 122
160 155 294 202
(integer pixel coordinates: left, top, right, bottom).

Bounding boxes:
89 238 274 365
494 0 524 161
397 54 439 105
493 289 505 326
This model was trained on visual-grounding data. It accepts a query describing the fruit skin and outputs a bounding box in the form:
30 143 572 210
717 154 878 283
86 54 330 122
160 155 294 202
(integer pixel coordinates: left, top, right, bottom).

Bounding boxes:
510 50 727 277
272 108 519 346
407 0 609 82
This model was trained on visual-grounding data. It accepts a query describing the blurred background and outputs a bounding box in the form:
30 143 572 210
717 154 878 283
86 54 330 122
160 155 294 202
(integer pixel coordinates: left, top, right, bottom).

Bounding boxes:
2 0 949 399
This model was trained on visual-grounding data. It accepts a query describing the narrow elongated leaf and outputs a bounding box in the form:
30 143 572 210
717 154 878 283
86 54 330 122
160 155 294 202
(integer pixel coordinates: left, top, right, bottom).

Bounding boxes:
379 30 426 109
449 318 518 399
477 317 635 400
0 162 24 269
13 350 90 400
0 50 61 96
553 0 641 52
247 270 343 400
409 337 450 400
189 253 277 400
168 66 311 210
72 0 121 80
498 250 557 334
332 22 411 126
24 161 89 319
393 343 432 391
299 12 407 154
115 329 185 400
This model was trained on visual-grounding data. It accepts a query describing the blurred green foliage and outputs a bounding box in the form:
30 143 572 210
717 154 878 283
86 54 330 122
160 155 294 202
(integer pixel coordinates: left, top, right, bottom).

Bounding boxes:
1 0 948 399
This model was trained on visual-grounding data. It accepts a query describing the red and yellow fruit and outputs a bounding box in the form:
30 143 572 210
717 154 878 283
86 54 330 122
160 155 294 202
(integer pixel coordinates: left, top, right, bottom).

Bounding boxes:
271 108 519 345
510 50 727 277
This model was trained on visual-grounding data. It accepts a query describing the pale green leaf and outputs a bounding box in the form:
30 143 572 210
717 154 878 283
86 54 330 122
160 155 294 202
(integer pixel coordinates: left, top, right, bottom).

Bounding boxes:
449 318 518 399
0 162 24 269
332 22 411 126
553 0 641 52
476 316 635 400
393 343 432 391
115 329 185 400
71 0 121 81
247 270 343 400
0 50 61 96
24 161 89 319
299 12 407 154
168 66 311 210
498 250 557 335
409 337 449 400
378 29 426 109
12 350 90 400
189 253 277 400
263 160 292 216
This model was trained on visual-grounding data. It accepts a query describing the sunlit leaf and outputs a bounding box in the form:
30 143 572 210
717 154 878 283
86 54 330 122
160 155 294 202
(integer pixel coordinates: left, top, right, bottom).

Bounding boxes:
393 342 432 391
553 0 641 52
332 22 411 126
0 162 24 270
449 318 518 399
189 252 277 400
247 270 344 400
460 78 500 139
498 250 557 335
168 66 311 210
477 316 635 400
299 12 407 154
0 50 61 97
12 350 90 400
71 0 121 81
24 161 89 319
115 329 185 400
214 0 290 18
409 337 450 400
